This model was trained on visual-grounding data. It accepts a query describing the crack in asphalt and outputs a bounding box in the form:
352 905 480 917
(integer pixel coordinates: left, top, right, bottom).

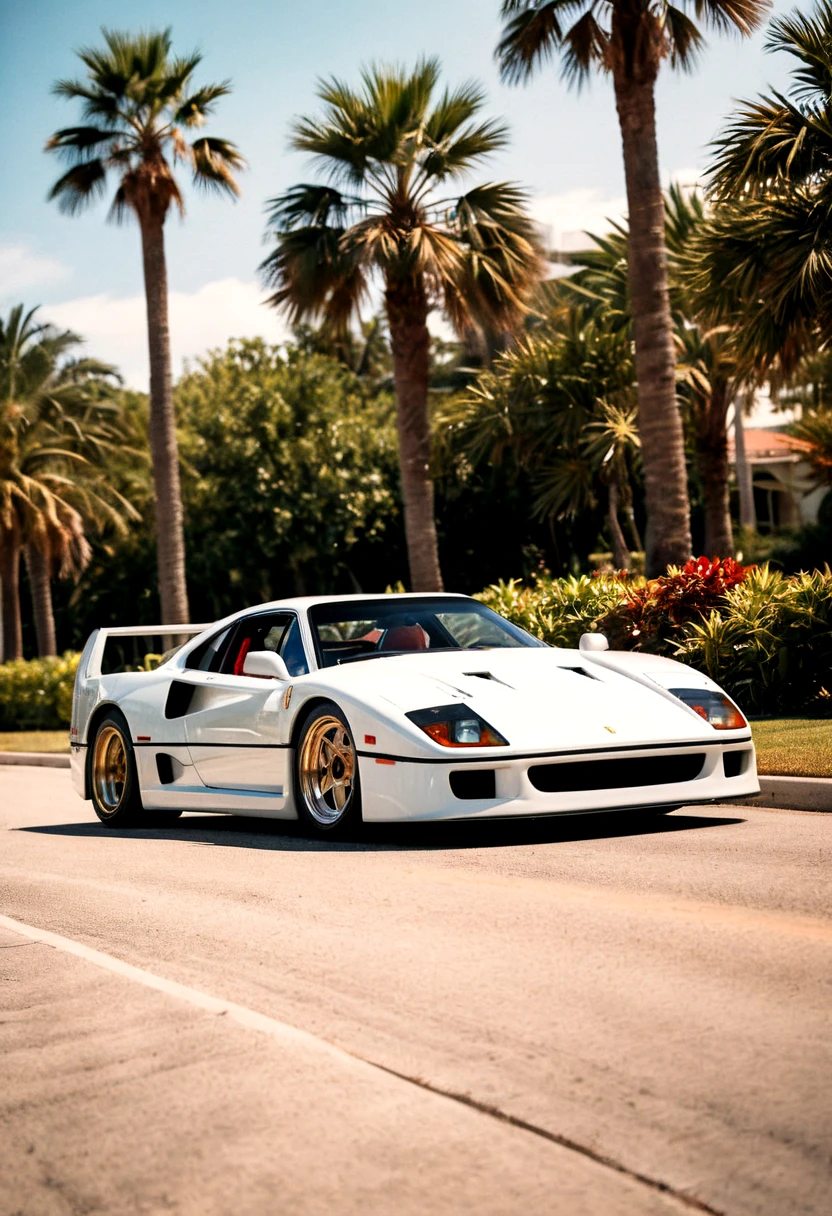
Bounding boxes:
363 1059 725 1216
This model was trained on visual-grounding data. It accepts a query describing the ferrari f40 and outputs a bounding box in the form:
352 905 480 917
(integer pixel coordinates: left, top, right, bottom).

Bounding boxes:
69 593 759 833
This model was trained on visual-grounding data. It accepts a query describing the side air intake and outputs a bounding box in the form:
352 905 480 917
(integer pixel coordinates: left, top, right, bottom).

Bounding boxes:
156 754 176 785
165 681 195 719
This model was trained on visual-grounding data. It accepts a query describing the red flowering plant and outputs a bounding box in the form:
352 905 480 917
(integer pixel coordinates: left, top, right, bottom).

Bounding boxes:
598 557 749 652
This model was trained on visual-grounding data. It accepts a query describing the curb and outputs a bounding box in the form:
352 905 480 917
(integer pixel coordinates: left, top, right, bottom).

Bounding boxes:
0 751 70 769
756 775 832 812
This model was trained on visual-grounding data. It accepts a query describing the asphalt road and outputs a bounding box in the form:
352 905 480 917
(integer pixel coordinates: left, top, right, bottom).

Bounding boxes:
1 768 830 1216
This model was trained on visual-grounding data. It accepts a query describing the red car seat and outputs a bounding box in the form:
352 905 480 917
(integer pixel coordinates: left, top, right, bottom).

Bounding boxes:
233 637 252 675
380 624 428 651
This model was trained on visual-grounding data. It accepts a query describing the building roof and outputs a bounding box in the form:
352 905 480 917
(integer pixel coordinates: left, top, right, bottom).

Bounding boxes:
730 427 799 464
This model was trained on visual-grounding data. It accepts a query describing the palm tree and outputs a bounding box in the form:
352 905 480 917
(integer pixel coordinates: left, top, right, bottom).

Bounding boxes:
496 0 767 575
441 311 641 567
46 28 244 623
562 186 747 555
260 59 542 590
788 410 832 485
703 3 832 371
0 305 136 659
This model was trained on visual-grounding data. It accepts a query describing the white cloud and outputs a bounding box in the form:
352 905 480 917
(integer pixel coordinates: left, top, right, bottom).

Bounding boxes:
46 278 291 388
663 165 703 190
533 167 706 260
532 188 628 255
0 244 72 298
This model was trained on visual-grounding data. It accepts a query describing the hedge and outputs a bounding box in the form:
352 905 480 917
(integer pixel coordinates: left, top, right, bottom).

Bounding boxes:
0 653 80 730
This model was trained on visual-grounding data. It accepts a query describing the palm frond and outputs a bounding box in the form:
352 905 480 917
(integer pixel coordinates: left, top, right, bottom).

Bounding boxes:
690 0 768 38
47 160 108 215
45 126 114 163
174 82 232 126
497 2 573 84
423 80 488 143
664 6 705 70
190 136 245 195
561 12 609 87
423 117 510 178
265 184 364 231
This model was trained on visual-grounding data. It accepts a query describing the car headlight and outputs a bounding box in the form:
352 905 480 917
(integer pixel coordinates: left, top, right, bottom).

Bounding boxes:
405 704 509 747
668 688 747 730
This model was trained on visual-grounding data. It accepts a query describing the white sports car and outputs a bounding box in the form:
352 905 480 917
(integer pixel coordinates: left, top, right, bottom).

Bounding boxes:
70 593 759 833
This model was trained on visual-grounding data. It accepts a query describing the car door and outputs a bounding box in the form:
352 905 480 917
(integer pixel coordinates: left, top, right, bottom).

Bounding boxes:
183 611 308 794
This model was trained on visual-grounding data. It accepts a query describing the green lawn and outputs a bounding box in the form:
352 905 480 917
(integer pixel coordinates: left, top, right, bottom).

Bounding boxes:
750 718 832 778
0 721 830 777
0 730 70 753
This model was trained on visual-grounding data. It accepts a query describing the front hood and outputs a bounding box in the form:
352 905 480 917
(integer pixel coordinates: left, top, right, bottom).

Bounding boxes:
326 647 719 752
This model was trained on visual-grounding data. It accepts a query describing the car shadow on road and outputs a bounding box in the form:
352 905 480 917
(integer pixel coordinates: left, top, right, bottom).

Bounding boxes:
20 809 746 852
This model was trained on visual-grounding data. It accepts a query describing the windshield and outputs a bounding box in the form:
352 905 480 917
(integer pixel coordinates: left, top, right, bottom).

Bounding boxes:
309 596 546 668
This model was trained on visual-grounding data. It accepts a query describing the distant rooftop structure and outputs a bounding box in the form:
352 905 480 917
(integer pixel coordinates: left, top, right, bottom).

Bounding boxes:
729 422 823 533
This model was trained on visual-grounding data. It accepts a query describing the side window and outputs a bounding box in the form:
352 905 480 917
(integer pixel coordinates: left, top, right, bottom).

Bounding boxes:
220 613 307 676
279 617 309 676
185 626 233 672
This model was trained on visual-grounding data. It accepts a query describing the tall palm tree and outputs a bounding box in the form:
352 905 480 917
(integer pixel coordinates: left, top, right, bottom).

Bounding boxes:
46 28 244 623
562 186 747 555
0 305 136 659
261 59 542 590
497 0 767 575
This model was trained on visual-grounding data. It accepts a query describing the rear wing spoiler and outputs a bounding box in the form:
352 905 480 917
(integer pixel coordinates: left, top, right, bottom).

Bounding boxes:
80 624 212 680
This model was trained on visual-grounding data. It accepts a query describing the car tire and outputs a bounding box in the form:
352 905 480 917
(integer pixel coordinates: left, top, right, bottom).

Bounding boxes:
295 700 362 835
89 711 146 827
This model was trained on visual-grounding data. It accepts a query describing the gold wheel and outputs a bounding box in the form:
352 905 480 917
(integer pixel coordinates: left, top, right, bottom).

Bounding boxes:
92 724 128 815
298 714 357 827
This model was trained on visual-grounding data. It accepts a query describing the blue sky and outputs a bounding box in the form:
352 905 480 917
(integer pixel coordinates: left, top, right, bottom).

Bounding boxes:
1 0 795 385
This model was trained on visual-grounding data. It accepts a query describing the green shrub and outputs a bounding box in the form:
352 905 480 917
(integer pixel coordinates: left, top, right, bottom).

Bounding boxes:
477 573 639 648
478 562 832 716
0 653 80 730
678 566 832 715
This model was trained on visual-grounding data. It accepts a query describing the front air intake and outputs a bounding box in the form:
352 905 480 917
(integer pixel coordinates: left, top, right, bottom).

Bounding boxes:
529 753 706 793
449 769 497 800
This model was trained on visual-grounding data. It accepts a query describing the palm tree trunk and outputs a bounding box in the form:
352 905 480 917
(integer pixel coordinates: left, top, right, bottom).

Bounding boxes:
696 384 733 557
613 73 692 577
607 479 631 570
139 215 190 624
1 528 23 662
25 544 57 657
385 277 444 591
734 392 756 531
696 436 734 556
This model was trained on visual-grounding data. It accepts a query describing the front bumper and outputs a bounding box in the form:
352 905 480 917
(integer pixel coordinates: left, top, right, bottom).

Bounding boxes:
359 737 759 822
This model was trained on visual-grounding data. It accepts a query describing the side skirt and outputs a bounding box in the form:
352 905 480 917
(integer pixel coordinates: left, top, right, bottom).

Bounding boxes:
142 785 298 820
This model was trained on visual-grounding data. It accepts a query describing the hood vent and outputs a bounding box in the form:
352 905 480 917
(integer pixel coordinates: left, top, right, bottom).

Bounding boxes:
464 671 515 689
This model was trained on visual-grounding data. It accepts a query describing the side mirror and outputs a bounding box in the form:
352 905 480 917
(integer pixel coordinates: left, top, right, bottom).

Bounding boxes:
242 650 290 680
579 632 609 653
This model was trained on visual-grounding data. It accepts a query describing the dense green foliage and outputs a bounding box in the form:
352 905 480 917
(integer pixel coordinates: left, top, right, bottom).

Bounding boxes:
0 652 79 729
50 341 404 637
176 340 401 615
